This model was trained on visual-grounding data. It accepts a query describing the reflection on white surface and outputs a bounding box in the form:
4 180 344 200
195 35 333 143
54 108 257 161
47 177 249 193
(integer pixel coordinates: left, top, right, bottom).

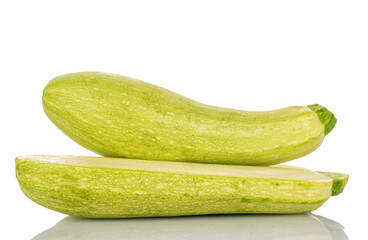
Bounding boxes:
33 213 348 240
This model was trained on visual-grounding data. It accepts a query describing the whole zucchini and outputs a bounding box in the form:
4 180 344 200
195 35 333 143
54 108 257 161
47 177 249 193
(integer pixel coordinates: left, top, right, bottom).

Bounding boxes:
42 72 336 165
16 155 348 218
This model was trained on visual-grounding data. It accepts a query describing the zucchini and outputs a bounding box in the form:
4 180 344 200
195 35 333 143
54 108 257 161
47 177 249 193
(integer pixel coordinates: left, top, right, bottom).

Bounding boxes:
42 72 337 165
16 155 348 218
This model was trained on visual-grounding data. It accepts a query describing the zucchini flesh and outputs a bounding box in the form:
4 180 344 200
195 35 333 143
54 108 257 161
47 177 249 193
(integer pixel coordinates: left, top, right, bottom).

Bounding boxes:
15 155 345 218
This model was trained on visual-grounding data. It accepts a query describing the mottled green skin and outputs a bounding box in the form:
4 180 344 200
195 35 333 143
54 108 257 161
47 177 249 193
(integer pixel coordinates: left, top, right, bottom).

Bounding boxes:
16 156 333 218
43 72 335 165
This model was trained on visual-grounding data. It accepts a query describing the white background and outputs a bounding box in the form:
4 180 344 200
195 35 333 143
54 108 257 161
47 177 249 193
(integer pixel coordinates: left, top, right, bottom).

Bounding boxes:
1 1 367 239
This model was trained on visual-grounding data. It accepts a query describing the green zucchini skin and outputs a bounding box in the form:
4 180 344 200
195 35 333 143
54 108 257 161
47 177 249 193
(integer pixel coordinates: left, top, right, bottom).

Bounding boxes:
16 155 336 218
42 72 336 165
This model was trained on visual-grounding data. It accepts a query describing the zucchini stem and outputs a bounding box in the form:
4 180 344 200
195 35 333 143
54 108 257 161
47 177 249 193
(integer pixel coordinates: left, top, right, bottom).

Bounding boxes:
317 171 349 196
307 104 337 135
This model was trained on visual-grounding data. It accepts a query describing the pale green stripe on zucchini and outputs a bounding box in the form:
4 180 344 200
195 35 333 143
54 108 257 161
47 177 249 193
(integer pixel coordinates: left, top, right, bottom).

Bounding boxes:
42 72 337 165
16 155 346 218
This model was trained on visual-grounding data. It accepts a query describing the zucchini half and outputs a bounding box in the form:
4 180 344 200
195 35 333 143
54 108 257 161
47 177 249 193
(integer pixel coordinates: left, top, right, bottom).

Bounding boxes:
16 155 348 218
